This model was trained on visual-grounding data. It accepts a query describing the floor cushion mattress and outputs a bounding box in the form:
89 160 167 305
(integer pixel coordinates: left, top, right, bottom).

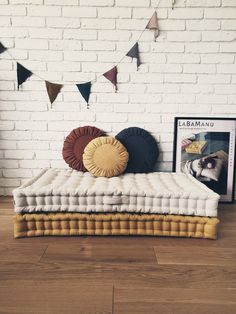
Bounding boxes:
14 212 219 239
12 168 219 217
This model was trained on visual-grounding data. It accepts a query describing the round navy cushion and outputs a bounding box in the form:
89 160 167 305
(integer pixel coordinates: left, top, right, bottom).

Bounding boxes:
115 127 159 173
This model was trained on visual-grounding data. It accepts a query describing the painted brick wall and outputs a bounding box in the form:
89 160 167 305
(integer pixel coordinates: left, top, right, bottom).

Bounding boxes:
0 0 236 195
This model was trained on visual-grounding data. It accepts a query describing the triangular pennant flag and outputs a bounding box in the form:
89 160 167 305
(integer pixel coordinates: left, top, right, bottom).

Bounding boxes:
0 42 7 54
103 66 118 91
172 0 176 9
45 81 63 106
126 42 141 70
146 11 159 41
76 82 91 109
17 62 33 89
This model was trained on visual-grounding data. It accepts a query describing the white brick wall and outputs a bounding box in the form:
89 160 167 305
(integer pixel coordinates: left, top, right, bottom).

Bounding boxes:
0 0 236 195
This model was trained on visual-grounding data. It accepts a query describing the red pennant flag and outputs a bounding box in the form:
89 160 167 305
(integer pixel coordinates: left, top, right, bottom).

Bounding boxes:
103 66 118 92
45 81 63 106
146 12 159 41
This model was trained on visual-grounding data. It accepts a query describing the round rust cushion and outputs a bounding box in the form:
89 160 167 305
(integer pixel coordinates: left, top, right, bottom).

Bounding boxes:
62 126 105 171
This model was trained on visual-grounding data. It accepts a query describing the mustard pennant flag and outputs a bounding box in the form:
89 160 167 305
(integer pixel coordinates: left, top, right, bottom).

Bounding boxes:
45 81 63 106
146 11 159 41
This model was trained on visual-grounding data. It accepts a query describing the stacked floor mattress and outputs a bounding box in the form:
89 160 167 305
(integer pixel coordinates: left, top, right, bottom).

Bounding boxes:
13 168 220 239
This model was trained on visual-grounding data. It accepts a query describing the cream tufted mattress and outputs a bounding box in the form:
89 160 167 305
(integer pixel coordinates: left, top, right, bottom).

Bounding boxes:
13 168 219 217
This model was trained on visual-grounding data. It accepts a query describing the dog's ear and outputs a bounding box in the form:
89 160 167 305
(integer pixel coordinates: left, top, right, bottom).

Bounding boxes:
200 157 210 168
201 157 216 169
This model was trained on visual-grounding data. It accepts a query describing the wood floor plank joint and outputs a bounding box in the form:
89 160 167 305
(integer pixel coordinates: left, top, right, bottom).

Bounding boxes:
153 246 159 265
112 285 115 314
38 244 49 263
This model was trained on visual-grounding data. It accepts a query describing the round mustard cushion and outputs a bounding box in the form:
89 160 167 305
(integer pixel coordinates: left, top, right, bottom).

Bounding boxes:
83 136 129 177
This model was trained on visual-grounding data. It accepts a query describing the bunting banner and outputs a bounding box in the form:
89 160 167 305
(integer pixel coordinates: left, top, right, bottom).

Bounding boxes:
146 11 159 41
1 10 161 108
103 66 118 91
0 42 7 54
126 42 141 70
17 62 33 90
45 81 63 106
76 82 92 109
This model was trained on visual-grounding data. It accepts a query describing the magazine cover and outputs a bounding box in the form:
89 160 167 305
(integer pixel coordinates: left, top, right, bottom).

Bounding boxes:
173 118 236 203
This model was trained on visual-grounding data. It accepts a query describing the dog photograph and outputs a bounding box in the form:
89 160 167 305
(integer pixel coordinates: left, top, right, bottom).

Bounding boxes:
181 131 229 195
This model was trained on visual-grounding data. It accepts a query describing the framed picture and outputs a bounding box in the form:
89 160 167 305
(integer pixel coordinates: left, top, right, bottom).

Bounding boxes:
173 117 236 203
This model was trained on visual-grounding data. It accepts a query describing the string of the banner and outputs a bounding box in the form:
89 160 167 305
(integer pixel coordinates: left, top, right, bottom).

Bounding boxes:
93 0 163 77
5 33 144 86
88 25 148 85
5 28 147 87
4 0 164 87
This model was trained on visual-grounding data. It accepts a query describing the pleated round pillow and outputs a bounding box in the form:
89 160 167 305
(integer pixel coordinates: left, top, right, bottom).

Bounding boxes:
83 136 129 177
62 126 105 171
116 127 159 173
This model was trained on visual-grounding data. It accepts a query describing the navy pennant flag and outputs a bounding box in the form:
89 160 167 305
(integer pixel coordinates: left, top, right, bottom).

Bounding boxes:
126 42 141 70
17 62 33 89
0 42 7 54
76 82 92 109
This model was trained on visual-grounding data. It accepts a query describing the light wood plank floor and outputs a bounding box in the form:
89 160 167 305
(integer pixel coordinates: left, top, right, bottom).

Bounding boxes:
0 196 236 314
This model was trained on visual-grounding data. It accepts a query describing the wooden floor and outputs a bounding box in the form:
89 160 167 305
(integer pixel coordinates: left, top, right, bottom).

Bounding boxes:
0 197 236 314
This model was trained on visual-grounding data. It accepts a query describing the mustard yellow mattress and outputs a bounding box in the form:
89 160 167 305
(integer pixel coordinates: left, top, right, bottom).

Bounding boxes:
14 213 219 239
